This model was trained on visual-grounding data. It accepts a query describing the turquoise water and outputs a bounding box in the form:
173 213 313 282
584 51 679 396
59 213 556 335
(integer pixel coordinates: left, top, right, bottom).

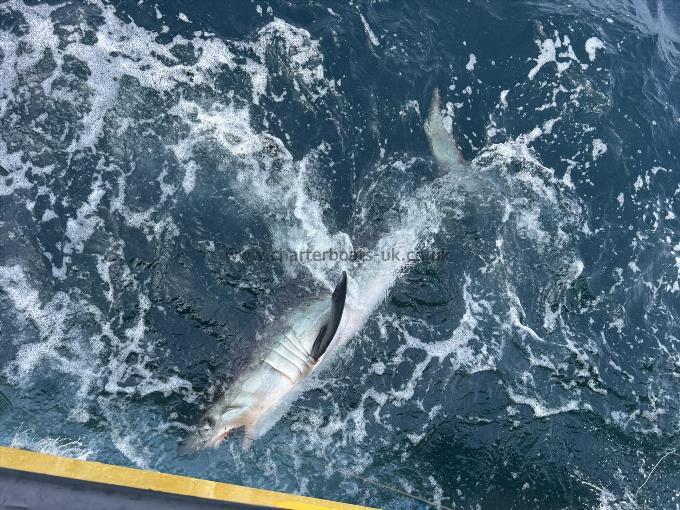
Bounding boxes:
1 0 679 508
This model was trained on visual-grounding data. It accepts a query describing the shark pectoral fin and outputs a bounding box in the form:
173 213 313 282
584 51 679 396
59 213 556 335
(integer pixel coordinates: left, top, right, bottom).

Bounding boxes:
310 271 348 361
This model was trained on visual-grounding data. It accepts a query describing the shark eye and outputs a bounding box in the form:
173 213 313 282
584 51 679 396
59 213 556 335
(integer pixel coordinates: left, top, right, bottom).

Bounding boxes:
201 416 216 429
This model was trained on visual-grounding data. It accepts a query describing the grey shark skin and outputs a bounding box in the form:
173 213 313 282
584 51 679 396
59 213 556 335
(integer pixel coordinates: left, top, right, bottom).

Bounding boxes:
182 88 466 452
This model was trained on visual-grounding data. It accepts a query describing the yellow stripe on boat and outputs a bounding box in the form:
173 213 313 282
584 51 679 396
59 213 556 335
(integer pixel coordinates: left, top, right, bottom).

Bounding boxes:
0 446 373 509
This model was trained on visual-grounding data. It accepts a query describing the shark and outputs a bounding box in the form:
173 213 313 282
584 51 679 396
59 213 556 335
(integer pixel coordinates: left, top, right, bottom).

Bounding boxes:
181 88 466 451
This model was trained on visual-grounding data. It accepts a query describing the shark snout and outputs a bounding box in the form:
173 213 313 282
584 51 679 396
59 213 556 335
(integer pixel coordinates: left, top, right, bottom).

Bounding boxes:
179 407 248 453
178 422 233 454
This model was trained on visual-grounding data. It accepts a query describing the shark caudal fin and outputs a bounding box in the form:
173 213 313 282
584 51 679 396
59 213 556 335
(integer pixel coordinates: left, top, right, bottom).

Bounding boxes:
310 271 348 361
424 88 467 175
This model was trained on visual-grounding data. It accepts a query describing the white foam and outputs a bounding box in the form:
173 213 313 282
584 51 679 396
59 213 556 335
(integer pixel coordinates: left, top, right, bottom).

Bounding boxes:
466 53 477 71
528 32 579 80
359 13 380 46
0 265 74 383
1 261 193 451
11 430 94 460
0 141 35 196
41 209 58 222
388 276 496 403
634 175 644 192
182 161 197 193
63 177 105 255
592 138 607 160
249 19 334 104
507 388 591 417
500 89 509 108
95 255 114 303
529 37 557 80
585 37 604 61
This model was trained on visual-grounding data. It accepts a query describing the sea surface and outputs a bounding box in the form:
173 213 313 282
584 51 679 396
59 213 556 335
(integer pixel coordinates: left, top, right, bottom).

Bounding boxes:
1 0 680 508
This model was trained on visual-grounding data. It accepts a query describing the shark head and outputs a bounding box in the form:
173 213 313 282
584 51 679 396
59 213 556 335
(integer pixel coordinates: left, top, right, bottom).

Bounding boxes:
180 272 348 453
179 404 250 453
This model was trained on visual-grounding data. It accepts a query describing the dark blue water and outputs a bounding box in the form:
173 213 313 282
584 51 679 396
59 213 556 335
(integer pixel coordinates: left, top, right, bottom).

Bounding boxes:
1 0 679 508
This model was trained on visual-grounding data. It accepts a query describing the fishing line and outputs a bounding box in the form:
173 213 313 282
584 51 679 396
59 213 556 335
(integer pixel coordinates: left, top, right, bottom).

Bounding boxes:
289 444 455 510
634 442 680 498
336 468 456 510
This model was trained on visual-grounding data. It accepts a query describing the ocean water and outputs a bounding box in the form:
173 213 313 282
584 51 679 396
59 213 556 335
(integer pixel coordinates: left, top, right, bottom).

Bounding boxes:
1 0 679 508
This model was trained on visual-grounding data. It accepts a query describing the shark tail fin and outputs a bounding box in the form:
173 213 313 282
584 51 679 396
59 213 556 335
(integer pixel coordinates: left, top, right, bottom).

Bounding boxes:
424 87 467 175
310 271 348 361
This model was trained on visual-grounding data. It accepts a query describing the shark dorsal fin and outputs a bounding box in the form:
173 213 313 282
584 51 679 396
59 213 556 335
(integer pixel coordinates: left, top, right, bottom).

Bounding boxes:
310 271 347 361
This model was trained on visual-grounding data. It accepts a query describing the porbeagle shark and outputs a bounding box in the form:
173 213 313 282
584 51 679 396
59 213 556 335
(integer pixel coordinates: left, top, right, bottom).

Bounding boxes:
181 88 465 451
